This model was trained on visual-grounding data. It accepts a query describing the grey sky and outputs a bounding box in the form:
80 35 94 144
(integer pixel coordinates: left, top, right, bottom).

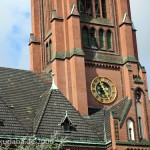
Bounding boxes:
130 0 150 96
0 0 149 96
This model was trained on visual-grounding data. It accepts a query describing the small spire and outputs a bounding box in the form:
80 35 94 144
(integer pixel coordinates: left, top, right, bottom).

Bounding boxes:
51 72 58 90
65 111 68 117
122 13 131 24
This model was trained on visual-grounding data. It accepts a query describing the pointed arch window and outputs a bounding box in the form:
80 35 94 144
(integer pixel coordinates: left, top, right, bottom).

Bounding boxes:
90 28 98 49
135 90 144 140
78 0 92 16
106 30 112 49
48 40 52 62
127 119 135 141
46 43 49 63
101 0 107 18
95 0 100 18
99 29 104 48
82 27 89 48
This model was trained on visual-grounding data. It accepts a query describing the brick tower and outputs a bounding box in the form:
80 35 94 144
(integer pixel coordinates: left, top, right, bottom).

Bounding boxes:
29 0 150 148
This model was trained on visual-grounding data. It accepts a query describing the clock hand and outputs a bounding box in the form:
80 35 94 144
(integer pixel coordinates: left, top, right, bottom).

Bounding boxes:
99 81 110 100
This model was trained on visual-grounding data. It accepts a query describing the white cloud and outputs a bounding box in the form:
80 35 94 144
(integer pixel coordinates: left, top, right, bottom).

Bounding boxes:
0 0 31 70
0 0 150 96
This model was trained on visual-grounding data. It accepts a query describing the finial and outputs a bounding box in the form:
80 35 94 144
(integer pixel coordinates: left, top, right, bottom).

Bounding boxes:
50 72 58 90
65 111 68 117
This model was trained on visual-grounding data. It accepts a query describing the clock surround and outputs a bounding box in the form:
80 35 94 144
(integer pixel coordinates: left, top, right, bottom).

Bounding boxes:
91 77 117 104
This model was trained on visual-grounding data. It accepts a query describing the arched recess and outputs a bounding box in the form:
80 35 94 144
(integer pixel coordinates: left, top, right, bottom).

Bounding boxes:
90 27 98 49
77 0 92 16
82 26 89 48
106 30 113 50
46 42 49 63
134 88 147 140
101 0 107 18
48 40 52 62
99 28 104 49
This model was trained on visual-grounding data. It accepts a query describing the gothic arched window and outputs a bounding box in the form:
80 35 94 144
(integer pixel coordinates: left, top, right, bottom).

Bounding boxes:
82 27 89 48
48 40 52 62
90 28 98 49
99 29 104 48
78 0 92 16
46 43 49 63
135 89 144 140
106 30 112 49
95 0 100 18
102 0 107 18
127 119 135 141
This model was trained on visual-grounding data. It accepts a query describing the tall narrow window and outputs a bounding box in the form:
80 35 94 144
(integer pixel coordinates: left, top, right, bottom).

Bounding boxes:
95 0 100 18
106 30 112 49
82 27 89 48
135 90 144 140
47 40 52 62
127 119 135 141
90 28 98 49
101 0 107 18
136 101 144 140
78 0 92 16
99 29 104 48
46 43 48 63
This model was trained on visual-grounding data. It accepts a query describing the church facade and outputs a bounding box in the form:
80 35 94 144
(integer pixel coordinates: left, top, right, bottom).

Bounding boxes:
0 0 150 150
29 0 150 148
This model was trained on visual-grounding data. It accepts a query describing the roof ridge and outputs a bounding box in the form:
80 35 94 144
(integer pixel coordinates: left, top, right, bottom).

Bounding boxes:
0 97 28 133
120 98 132 127
0 66 31 73
33 89 52 133
108 97 128 110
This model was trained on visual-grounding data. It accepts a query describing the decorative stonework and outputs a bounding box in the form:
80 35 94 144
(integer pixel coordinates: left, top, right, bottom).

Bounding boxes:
85 62 120 70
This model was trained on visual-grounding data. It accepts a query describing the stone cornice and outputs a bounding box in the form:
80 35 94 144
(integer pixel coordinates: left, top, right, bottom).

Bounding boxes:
51 50 141 68
51 48 84 62
85 62 120 70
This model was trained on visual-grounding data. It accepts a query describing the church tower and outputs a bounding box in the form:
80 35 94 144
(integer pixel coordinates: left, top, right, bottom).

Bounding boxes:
29 0 150 144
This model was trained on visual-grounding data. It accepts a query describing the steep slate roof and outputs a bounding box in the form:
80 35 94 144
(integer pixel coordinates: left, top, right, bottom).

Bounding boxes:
87 98 132 141
0 66 132 146
0 67 51 134
35 90 100 142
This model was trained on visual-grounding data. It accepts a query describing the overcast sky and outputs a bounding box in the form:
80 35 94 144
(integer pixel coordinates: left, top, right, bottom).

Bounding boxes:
0 0 150 96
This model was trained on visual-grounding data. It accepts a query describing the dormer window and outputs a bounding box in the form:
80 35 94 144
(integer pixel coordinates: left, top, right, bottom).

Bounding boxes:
61 118 73 132
59 111 75 132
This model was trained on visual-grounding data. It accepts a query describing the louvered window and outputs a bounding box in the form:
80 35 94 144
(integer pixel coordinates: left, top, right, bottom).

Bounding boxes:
78 0 92 16
99 29 104 48
82 27 89 48
102 0 107 18
107 30 112 49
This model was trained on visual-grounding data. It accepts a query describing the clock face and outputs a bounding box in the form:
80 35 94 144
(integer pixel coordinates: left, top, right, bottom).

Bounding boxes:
91 77 117 104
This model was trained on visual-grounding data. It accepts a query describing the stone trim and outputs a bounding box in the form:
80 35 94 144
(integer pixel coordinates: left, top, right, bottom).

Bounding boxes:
51 48 84 62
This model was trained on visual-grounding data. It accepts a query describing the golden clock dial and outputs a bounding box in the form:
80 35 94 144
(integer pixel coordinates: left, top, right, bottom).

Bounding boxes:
91 77 117 104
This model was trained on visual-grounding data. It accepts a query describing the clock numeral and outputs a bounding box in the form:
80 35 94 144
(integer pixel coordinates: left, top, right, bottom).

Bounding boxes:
101 78 105 82
94 79 98 84
92 83 96 88
92 90 96 93
96 95 99 100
